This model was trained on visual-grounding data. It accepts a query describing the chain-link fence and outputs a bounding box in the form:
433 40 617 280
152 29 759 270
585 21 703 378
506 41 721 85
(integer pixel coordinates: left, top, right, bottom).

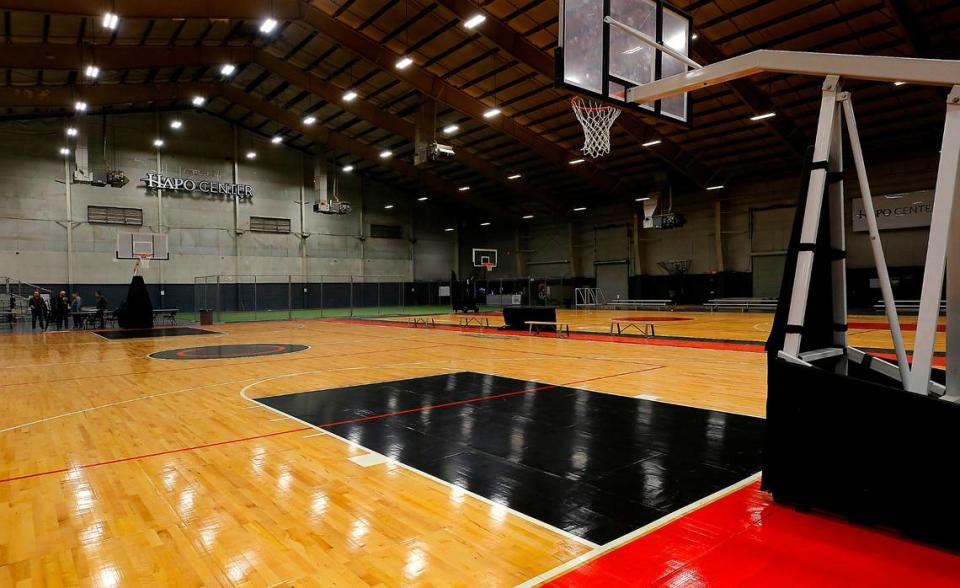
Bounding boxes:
190 274 581 323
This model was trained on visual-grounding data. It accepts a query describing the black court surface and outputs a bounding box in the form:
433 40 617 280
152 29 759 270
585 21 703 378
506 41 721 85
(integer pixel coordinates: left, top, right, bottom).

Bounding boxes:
258 372 765 544
96 327 220 340
150 343 309 360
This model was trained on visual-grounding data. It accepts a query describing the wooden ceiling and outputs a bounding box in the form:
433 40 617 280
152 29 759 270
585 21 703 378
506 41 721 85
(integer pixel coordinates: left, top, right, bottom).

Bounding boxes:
0 0 957 219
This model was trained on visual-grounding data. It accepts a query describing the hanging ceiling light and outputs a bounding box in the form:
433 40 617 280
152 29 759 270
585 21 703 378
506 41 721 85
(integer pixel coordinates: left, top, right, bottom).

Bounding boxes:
85 65 100 79
192 95 206 107
102 12 119 30
260 18 278 34
220 63 236 76
75 101 88 112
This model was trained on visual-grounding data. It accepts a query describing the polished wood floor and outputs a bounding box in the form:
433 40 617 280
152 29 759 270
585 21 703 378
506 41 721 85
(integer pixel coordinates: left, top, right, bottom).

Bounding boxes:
0 310 944 586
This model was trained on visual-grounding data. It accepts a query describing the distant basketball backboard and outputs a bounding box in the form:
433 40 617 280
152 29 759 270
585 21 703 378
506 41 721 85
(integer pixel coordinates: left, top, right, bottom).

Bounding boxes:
472 248 498 269
557 0 692 123
117 232 169 260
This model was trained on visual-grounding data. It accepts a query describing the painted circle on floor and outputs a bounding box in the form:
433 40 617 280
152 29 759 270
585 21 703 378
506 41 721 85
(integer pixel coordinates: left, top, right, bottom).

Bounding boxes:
150 343 309 360
614 316 693 322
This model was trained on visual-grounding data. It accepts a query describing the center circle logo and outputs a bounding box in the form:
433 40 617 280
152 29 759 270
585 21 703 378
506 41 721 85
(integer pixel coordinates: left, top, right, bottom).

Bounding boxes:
149 343 309 360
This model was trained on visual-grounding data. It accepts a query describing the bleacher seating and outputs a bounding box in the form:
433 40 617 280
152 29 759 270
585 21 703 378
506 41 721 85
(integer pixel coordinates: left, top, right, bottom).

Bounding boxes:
705 298 778 312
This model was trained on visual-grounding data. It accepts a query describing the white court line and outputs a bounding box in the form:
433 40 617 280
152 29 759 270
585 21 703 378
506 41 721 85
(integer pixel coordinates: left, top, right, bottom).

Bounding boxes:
268 416 290 422
0 375 266 434
514 472 763 588
239 375 599 550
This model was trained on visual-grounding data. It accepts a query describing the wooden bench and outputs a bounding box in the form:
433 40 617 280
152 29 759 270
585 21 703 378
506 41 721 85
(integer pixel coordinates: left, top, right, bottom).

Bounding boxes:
609 319 656 337
705 298 778 312
459 316 490 328
527 320 570 337
410 317 436 328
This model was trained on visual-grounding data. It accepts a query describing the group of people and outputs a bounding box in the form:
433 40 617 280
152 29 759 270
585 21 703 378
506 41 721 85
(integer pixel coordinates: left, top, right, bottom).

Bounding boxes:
27 290 108 331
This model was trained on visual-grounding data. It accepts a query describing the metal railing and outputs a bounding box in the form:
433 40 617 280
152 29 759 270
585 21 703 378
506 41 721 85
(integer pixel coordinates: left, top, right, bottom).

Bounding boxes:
190 274 581 323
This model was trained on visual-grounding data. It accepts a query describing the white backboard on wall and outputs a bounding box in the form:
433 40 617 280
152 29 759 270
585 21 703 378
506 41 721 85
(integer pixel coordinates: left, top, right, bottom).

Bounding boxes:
852 191 933 232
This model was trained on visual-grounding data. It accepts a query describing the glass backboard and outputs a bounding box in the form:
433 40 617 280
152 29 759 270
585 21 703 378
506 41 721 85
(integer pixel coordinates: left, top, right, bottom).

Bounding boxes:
558 0 692 123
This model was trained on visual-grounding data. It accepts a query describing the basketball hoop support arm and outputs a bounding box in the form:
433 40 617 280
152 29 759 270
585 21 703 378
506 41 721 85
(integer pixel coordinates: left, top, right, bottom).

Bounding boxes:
603 16 702 71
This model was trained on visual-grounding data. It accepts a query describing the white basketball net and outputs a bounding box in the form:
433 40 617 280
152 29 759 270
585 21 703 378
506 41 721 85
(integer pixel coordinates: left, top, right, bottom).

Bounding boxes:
571 96 621 158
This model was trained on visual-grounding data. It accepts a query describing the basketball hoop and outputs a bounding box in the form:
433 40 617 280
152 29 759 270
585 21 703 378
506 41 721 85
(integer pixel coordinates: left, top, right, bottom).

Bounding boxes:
482 261 494 272
571 96 621 159
133 253 153 276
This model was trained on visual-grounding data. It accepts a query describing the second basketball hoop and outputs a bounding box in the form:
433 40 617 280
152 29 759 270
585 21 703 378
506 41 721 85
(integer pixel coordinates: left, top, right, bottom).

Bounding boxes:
571 96 621 159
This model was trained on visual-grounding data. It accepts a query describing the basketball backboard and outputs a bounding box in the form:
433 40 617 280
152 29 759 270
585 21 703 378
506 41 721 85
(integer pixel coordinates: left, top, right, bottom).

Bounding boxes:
557 0 692 123
117 232 169 260
472 248 498 269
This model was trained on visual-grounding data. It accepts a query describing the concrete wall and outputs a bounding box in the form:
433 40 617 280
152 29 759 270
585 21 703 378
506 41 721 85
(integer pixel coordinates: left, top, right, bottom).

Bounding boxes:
0 112 457 295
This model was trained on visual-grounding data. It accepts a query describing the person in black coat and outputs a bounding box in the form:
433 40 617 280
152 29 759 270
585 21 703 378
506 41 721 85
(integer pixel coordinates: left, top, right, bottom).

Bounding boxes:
95 290 108 329
52 290 70 330
28 291 47 330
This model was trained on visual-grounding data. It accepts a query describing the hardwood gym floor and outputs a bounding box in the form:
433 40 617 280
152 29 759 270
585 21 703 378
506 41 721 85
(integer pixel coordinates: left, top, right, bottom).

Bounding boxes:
0 312 949 586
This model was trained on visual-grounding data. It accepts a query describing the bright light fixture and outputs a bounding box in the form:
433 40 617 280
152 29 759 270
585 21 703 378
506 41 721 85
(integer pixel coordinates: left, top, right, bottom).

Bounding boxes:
893 81 906 86
153 138 164 148
750 112 776 121
444 227 455 232
85 65 100 79
507 173 521 180
458 186 470 191
192 95 206 107
170 119 183 129
342 165 354 172
573 206 587 212
635 197 650 201
691 33 698 40
75 101 88 112
480 222 491 226
569 158 585 165
303 115 316 125
706 184 725 190
343 89 358 102
220 63 236 76
483 108 501 119
464 14 486 29
442 124 459 134
395 56 413 70
384 204 394 209
379 150 392 159
260 18 278 34
102 12 119 30
417 196 428 201
66 127 78 137
59 147 70 155
522 214 534 219
271 135 283 144
642 139 662 147
246 151 257 160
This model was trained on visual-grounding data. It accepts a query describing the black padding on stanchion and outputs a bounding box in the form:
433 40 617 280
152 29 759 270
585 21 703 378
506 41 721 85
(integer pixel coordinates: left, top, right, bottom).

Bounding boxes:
826 171 844 183
810 160 830 170
833 323 848 332
830 248 846 260
784 324 804 334
797 243 817 251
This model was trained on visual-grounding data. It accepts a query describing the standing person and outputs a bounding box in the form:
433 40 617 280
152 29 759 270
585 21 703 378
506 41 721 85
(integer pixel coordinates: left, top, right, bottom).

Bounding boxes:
28 291 47 330
53 290 69 330
95 290 108 329
7 294 14 323
71 291 83 329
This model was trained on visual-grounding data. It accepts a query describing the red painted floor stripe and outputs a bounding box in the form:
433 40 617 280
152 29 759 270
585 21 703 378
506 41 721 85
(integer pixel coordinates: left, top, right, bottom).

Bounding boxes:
0 367 649 484
546 481 960 587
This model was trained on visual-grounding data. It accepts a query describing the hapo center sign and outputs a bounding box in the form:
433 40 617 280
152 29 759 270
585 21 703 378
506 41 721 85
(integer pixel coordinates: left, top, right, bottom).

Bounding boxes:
141 172 253 201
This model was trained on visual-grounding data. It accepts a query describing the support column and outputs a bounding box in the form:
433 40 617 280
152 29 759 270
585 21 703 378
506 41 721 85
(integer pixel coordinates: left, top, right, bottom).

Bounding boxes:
714 200 724 272
155 111 165 307
827 100 847 352
63 138 73 291
414 100 437 167
232 124 241 282
299 152 309 281
949 165 960 397
783 76 841 357
909 86 960 393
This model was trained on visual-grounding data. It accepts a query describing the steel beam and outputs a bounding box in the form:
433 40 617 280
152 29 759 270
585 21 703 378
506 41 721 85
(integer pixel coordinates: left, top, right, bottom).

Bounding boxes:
0 44 254 70
0 0 301 19
0 82 219 107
